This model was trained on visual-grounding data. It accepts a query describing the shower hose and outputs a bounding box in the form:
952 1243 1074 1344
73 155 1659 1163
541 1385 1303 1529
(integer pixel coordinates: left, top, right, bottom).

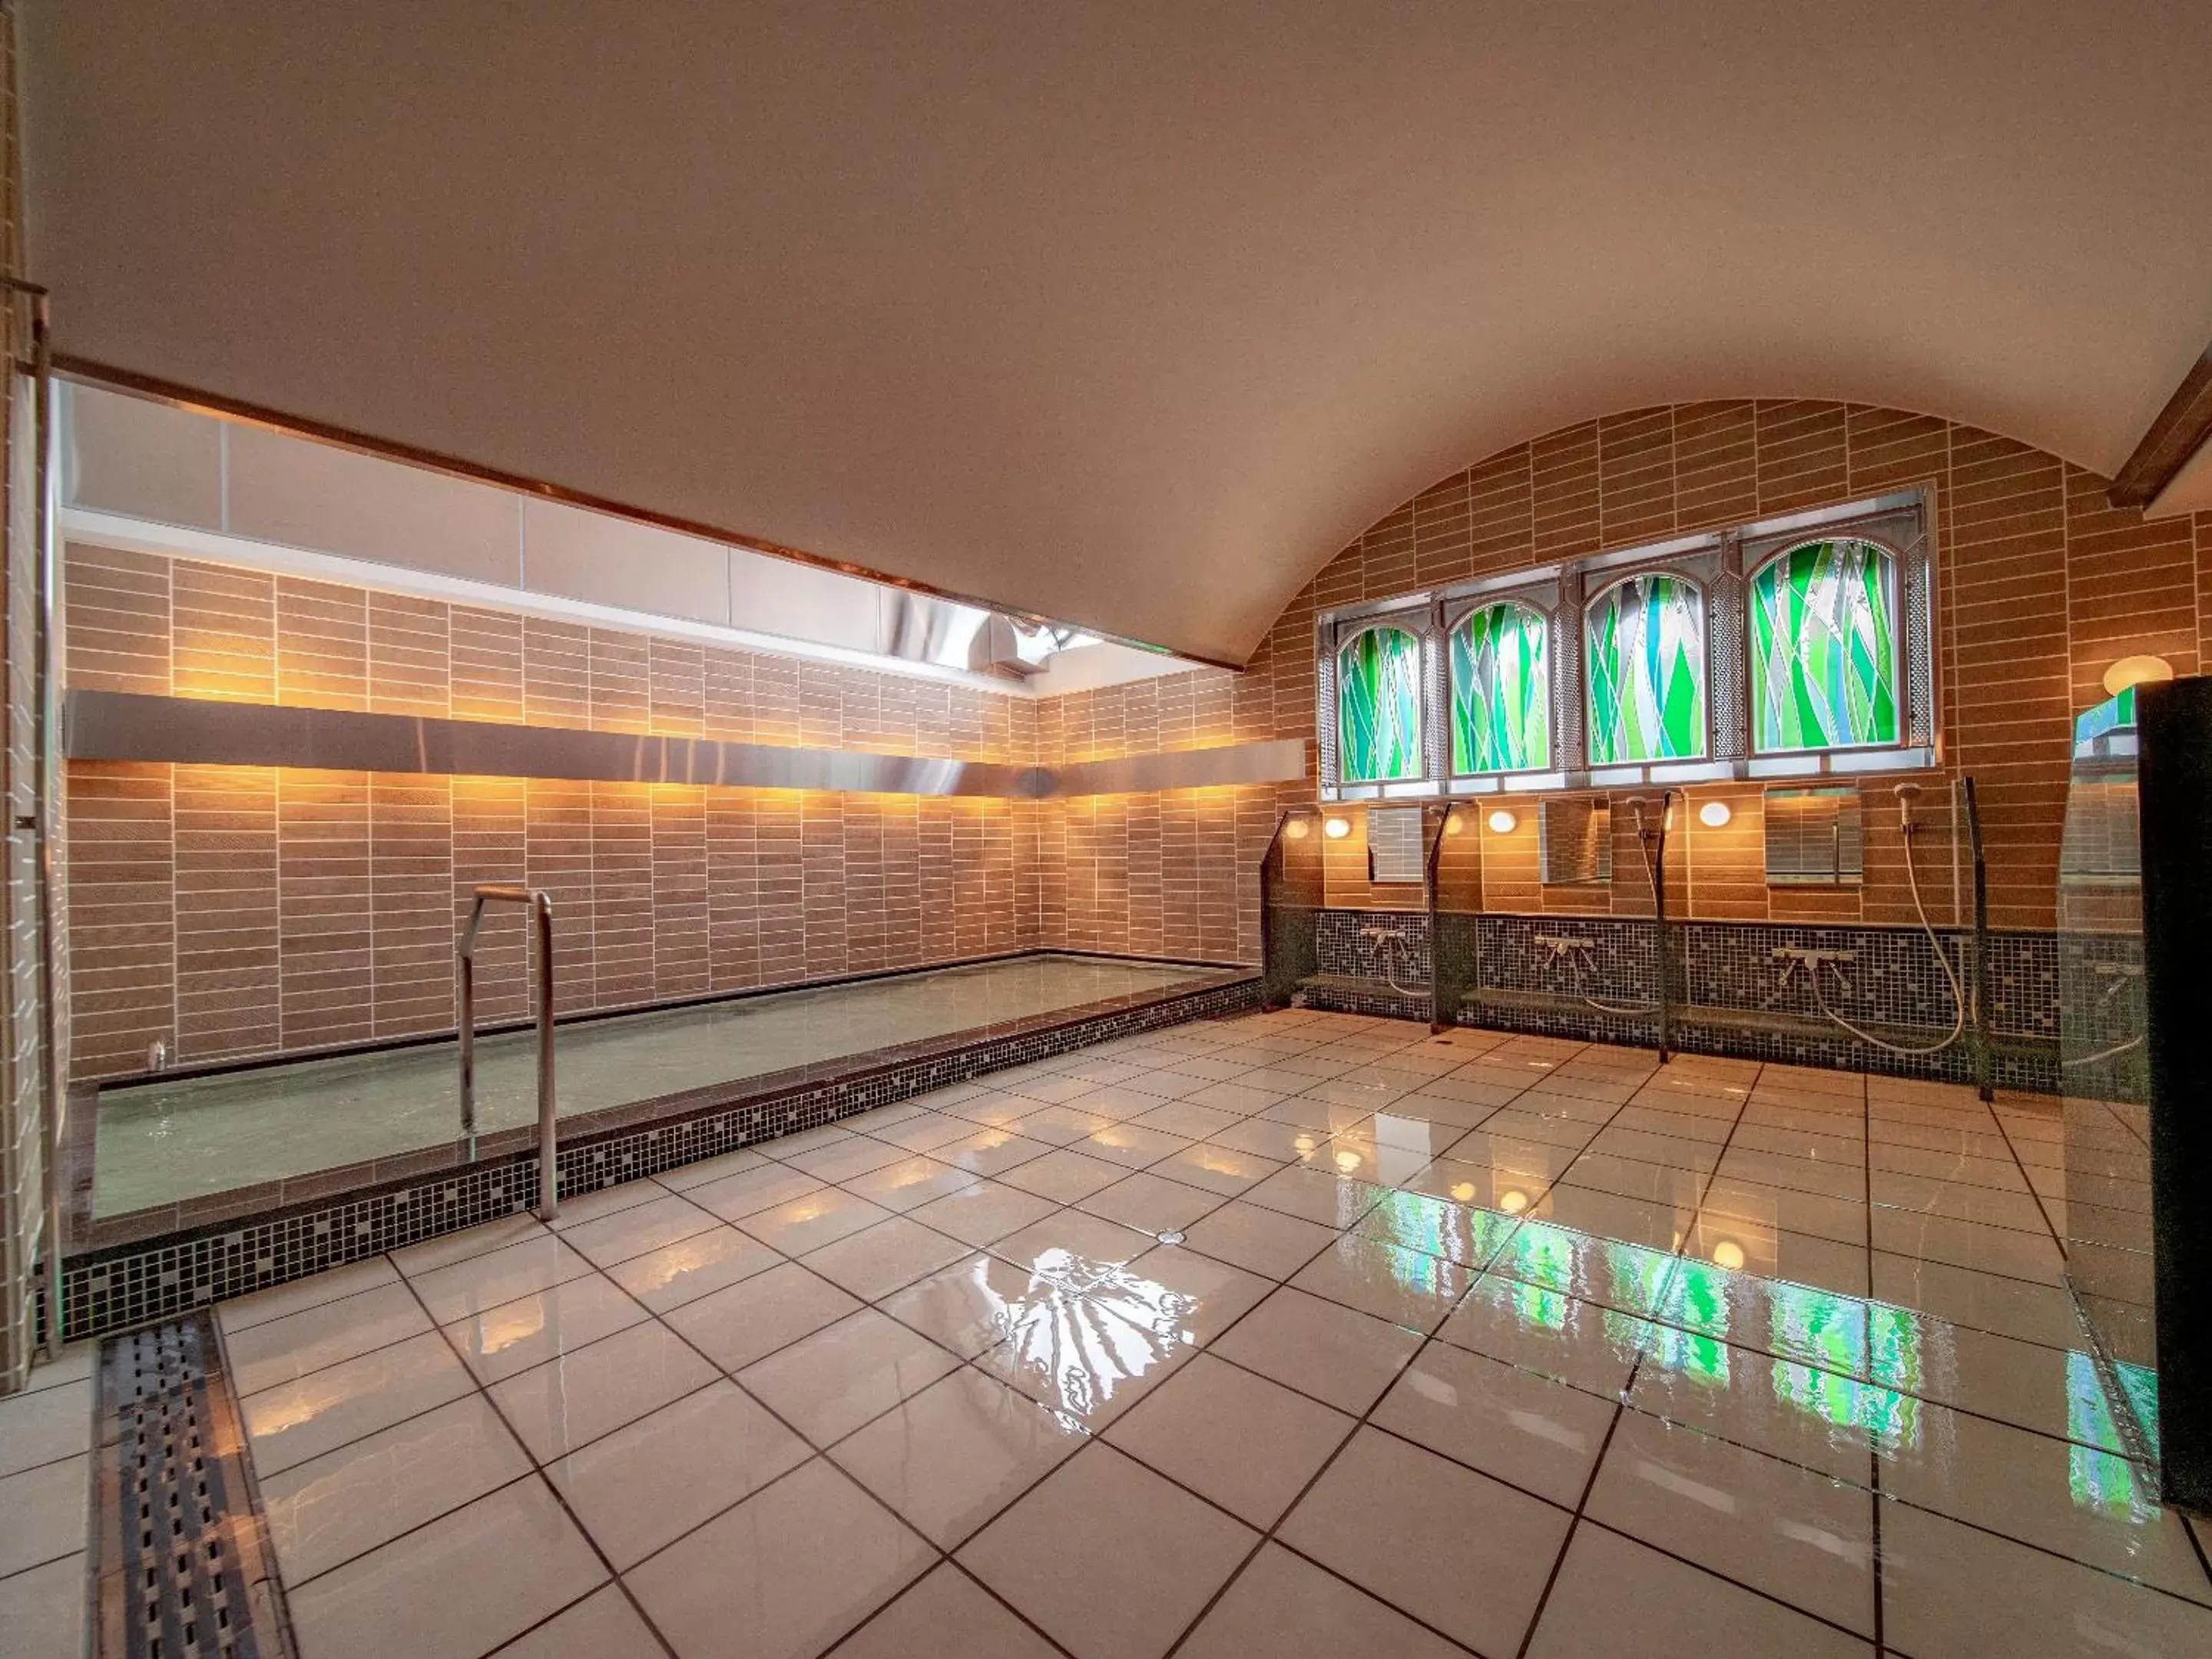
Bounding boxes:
1806 816 1965 1057
2060 972 2144 1068
1376 933 1413 997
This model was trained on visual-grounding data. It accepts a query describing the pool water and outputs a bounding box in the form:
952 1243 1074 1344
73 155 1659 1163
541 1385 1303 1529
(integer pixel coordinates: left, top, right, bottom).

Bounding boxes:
93 953 1212 1216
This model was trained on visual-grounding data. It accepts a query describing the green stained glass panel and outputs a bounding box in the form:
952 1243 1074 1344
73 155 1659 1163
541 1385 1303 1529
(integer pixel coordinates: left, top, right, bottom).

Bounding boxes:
1450 601 1550 773
1750 538 1899 753
1584 574 1707 764
1336 625 1422 782
2073 685 2137 748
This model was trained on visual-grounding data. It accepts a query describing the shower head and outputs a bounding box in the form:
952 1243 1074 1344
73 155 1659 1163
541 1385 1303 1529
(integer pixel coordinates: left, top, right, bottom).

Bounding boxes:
1627 790 1677 836
1893 780 1924 833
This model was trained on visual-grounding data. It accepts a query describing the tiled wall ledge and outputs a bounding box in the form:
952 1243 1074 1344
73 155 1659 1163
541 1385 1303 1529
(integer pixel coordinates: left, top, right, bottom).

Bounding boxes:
54 972 1260 1343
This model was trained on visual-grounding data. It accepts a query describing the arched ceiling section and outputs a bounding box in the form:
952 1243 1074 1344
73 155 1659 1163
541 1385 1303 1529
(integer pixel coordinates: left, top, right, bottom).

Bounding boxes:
22 1 2212 665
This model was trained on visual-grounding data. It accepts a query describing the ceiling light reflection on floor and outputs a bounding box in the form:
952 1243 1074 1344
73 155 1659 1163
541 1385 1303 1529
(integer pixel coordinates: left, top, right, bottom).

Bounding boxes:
987 1253 1200 1426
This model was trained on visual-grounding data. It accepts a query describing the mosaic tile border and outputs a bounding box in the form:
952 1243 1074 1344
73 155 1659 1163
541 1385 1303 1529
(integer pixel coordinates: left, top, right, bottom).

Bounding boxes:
1295 906 2064 1090
1295 972 1435 1022
1446 992 2057 1089
55 975 1260 1343
1316 909 1435 982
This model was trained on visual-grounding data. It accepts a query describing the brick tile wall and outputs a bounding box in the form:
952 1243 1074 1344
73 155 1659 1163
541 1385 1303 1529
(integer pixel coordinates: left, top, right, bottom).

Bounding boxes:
58 399 2212 1084
1062 400 2212 942
64 546 1046 1079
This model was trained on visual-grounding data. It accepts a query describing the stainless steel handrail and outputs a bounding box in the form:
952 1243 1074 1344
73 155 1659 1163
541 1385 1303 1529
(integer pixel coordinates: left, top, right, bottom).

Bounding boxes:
456 884 559 1220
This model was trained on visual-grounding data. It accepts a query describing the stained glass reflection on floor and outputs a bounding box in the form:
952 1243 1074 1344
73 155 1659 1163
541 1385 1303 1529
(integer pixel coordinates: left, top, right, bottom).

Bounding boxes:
76 1008 2209 1659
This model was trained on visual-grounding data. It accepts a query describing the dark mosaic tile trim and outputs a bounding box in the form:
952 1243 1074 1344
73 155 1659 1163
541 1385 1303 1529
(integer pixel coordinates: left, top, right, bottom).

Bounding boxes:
96 1315 289 1658
1294 972 1435 1022
1459 986 1658 1049
1333 909 2057 1028
56 975 1260 1343
1450 912 2051 1038
1462 912 1664 1005
1302 906 2065 1089
2057 929 2147 1104
1449 993 2058 1089
1316 909 1435 982
1681 918 2054 1041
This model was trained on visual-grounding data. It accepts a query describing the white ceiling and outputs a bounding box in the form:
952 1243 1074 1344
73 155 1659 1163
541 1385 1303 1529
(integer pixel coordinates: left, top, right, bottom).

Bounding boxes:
24 2 2212 664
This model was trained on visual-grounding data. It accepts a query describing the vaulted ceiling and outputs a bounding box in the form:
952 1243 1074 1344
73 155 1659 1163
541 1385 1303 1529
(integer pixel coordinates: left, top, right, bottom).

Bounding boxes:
25 2 2212 663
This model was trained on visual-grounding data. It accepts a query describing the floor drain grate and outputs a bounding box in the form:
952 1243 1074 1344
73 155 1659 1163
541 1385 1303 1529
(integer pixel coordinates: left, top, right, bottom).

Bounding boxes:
94 1315 290 1659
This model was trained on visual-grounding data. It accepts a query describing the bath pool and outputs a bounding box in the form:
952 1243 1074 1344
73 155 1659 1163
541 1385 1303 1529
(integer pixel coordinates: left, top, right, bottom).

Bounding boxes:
90 952 1218 1217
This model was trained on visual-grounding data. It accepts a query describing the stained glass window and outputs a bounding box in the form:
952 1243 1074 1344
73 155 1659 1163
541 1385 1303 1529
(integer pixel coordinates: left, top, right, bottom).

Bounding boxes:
1584 573 1707 763
1750 538 1898 753
2073 686 2135 749
1449 601 1549 773
1336 624 1422 782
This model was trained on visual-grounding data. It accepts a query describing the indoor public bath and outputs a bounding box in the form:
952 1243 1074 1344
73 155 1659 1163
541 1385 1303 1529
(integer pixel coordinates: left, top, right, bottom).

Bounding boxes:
2 8 2210 1659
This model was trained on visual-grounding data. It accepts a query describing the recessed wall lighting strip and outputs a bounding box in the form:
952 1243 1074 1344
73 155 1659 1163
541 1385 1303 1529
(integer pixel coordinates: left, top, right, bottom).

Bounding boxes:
62 688 1307 800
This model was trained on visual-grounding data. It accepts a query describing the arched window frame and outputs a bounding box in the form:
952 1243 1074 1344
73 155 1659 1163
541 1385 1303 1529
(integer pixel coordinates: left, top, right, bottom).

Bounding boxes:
1743 534 1902 757
1313 486 1936 802
1323 614 1430 791
1579 566 1714 769
1443 595 1556 778
1730 493 1936 779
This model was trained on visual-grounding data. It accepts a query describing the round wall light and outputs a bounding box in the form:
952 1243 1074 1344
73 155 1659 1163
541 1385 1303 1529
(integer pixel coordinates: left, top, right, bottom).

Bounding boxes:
2103 654 2174 697
1487 809 1518 834
1444 810 1465 836
1323 815 1353 839
1283 816 1310 839
1697 800 1734 829
1449 1181 1478 1203
1498 1188 1531 1215
1712 1238 1746 1272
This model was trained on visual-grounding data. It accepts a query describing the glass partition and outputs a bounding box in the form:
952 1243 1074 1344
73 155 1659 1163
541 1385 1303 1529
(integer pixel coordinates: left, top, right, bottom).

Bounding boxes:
1260 809 1325 1007
1431 806 1482 1028
2058 689 2159 1474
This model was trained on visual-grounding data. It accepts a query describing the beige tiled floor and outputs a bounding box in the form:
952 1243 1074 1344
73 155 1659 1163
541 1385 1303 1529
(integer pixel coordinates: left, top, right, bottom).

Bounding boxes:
0 1341 98 1659
144 1008 2212 1657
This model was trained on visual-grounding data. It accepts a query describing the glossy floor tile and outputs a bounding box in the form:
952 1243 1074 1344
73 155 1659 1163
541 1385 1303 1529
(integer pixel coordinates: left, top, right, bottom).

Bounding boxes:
959 1443 1258 1659
0 1349 94 1659
92 1008 2201 1659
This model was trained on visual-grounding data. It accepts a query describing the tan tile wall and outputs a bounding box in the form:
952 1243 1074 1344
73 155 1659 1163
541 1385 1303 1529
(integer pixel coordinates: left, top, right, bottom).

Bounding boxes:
1055 401 2212 942
64 545 1045 1079
1030 662 1296 969
59 399 2212 1081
